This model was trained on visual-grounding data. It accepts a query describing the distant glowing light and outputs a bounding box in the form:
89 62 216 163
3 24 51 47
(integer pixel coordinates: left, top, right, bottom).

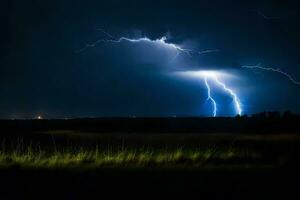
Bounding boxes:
37 116 43 120
178 70 230 79
176 70 242 116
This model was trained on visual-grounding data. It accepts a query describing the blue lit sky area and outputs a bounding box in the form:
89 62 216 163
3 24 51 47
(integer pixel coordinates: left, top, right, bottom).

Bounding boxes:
1 0 300 118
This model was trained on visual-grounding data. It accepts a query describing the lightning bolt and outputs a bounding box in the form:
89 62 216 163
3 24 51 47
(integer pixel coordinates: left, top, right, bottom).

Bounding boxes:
200 72 242 117
77 29 220 59
214 77 242 116
204 77 217 117
241 64 300 85
77 32 193 57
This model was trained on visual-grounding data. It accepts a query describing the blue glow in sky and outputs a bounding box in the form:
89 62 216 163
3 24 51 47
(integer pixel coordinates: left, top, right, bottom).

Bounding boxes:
1 0 300 118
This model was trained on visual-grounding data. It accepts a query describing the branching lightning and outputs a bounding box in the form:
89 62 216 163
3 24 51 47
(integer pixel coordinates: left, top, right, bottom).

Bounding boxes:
178 71 242 117
77 30 219 59
241 64 300 85
204 77 217 117
78 33 192 57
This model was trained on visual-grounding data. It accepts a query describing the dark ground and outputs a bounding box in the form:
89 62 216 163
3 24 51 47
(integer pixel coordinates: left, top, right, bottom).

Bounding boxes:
0 117 299 199
0 168 299 199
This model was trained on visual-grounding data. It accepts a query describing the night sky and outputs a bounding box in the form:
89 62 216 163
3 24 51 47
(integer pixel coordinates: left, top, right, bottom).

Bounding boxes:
1 0 300 118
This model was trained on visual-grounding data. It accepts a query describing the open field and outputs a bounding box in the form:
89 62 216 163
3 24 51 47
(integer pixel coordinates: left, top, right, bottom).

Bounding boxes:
0 118 299 198
0 131 299 169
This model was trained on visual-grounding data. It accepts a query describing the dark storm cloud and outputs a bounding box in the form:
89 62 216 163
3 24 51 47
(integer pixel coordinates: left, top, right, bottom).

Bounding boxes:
1 0 300 118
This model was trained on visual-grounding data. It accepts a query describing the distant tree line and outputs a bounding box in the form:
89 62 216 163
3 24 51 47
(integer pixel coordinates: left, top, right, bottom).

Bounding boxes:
236 111 298 119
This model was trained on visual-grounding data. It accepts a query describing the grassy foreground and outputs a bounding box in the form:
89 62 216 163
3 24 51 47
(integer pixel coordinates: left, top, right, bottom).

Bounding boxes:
0 132 298 169
0 146 265 169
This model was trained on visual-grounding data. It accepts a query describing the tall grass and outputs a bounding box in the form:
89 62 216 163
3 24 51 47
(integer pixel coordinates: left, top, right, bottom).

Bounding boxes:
0 144 261 169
